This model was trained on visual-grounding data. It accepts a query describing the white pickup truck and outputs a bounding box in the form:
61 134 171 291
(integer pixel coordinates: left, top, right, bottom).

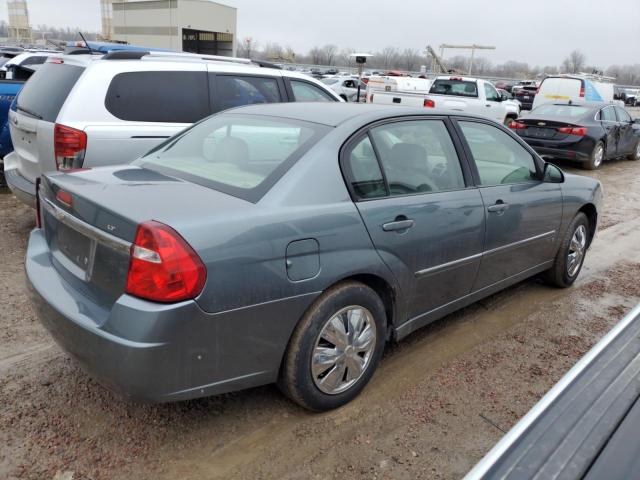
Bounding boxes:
368 75 510 124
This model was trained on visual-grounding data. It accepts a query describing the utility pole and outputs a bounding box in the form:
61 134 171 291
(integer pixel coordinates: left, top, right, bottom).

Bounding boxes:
438 44 496 75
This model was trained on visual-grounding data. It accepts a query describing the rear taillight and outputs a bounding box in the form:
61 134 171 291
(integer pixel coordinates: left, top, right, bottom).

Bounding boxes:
557 126 587 136
56 189 73 207
126 221 207 303
35 177 41 228
423 99 435 108
509 121 527 129
54 124 87 171
580 86 585 98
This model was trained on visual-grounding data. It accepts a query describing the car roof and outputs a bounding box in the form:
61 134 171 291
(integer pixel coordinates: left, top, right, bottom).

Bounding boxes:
222 102 480 127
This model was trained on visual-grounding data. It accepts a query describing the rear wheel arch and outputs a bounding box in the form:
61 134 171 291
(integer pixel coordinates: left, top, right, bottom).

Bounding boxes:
578 203 598 247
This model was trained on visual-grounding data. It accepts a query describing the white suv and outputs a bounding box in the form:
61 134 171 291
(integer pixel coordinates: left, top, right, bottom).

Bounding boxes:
5 51 342 206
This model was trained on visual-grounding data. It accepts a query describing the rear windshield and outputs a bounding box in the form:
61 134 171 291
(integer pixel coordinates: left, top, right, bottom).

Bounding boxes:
137 114 331 202
531 104 591 117
430 79 478 97
16 63 84 122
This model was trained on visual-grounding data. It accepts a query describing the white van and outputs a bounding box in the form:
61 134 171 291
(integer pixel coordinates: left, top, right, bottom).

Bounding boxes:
532 75 621 110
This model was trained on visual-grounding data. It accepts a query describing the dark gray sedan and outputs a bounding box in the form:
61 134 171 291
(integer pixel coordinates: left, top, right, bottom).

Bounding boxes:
27 103 602 411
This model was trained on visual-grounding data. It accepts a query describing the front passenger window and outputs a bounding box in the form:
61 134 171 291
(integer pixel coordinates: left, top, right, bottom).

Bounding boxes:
484 83 500 102
459 121 538 185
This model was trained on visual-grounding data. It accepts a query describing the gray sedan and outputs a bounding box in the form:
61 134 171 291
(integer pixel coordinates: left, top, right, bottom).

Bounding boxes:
27 103 602 411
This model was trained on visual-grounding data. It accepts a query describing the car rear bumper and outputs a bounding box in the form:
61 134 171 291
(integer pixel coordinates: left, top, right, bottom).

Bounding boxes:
4 154 36 207
530 146 590 162
26 228 316 402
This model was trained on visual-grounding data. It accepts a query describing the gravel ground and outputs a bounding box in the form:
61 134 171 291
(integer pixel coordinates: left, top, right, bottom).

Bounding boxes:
1 154 640 480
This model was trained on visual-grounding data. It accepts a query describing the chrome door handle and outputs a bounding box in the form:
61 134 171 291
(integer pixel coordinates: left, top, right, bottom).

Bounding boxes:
487 202 509 213
382 218 415 232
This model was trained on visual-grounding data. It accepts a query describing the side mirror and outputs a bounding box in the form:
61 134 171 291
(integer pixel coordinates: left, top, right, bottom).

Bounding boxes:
543 162 564 183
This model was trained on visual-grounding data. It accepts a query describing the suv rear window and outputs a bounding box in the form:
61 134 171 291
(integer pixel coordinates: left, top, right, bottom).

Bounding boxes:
430 79 478 97
16 63 84 122
105 71 210 123
137 114 330 202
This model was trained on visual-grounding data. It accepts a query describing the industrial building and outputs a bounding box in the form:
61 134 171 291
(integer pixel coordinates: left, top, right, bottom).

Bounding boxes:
108 0 237 56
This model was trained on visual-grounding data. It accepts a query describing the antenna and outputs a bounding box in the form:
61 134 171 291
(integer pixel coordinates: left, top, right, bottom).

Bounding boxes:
78 32 93 54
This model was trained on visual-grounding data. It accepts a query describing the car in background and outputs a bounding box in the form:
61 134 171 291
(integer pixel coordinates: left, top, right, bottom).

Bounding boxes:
513 84 538 110
532 75 621 110
466 303 640 480
498 88 521 124
509 103 640 169
0 51 59 79
27 103 601 411
625 89 638 107
321 76 367 102
5 50 341 207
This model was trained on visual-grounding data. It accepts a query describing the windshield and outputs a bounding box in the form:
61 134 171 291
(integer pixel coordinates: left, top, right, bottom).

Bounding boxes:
532 104 591 117
138 114 331 202
430 79 478 97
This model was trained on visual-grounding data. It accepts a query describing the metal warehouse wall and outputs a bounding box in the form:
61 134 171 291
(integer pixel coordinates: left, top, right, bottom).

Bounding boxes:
112 0 237 55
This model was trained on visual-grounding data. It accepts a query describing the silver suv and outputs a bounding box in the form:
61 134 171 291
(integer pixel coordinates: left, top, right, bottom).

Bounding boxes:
5 51 342 206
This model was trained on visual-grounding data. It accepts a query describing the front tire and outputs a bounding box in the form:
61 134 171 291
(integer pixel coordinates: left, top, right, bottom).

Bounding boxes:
543 213 590 288
584 141 605 170
278 281 386 411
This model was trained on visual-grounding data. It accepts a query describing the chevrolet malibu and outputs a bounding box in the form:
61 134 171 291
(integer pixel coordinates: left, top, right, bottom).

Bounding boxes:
27 103 602 411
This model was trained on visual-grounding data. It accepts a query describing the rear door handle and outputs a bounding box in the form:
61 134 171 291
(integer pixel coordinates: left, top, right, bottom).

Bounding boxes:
382 217 415 232
487 201 509 213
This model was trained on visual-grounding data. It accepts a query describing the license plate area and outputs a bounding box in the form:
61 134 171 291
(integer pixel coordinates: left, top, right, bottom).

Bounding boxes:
527 127 556 139
57 222 93 272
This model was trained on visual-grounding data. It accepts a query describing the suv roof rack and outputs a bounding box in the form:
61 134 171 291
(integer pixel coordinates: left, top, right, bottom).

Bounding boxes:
100 50 281 69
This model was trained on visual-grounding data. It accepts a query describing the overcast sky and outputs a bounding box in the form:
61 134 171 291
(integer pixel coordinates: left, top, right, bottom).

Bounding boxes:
1 0 638 67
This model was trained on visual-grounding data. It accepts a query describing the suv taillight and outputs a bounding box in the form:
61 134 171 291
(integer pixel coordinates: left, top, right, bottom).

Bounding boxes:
54 124 87 171
126 221 207 303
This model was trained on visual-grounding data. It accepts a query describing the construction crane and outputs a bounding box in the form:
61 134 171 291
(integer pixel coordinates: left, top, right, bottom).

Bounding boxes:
7 0 32 43
425 45 466 75
439 44 496 75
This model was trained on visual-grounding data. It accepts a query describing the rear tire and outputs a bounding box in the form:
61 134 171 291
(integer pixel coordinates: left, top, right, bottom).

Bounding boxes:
278 281 386 411
584 141 605 170
543 213 590 288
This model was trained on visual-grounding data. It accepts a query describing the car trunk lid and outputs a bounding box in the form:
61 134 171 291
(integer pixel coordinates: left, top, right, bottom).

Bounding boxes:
515 116 585 141
39 166 253 310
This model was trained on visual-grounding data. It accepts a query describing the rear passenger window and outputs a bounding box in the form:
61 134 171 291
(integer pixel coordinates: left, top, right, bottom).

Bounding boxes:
344 136 386 199
290 80 335 102
214 75 282 113
105 71 209 123
600 107 616 122
459 121 538 185
369 120 465 195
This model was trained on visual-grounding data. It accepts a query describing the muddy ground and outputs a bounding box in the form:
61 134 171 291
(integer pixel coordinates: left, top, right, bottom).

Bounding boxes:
2 151 640 479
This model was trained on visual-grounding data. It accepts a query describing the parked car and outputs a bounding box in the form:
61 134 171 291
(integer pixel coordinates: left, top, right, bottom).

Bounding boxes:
27 103 601 411
497 88 521 124
4 50 341 207
466 303 640 480
0 51 59 79
532 75 622 110
368 76 507 123
321 76 367 102
625 89 638 107
513 85 538 110
366 76 432 106
509 103 640 169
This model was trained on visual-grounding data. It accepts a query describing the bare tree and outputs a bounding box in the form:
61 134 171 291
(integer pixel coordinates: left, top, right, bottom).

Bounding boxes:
401 48 422 72
309 46 323 65
237 37 258 59
264 42 284 61
380 46 399 69
322 44 338 65
284 45 297 63
562 50 586 74
340 47 356 69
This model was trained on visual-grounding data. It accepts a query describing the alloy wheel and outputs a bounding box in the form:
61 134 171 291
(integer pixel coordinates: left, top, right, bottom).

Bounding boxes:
567 225 587 277
593 145 604 167
311 306 377 395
